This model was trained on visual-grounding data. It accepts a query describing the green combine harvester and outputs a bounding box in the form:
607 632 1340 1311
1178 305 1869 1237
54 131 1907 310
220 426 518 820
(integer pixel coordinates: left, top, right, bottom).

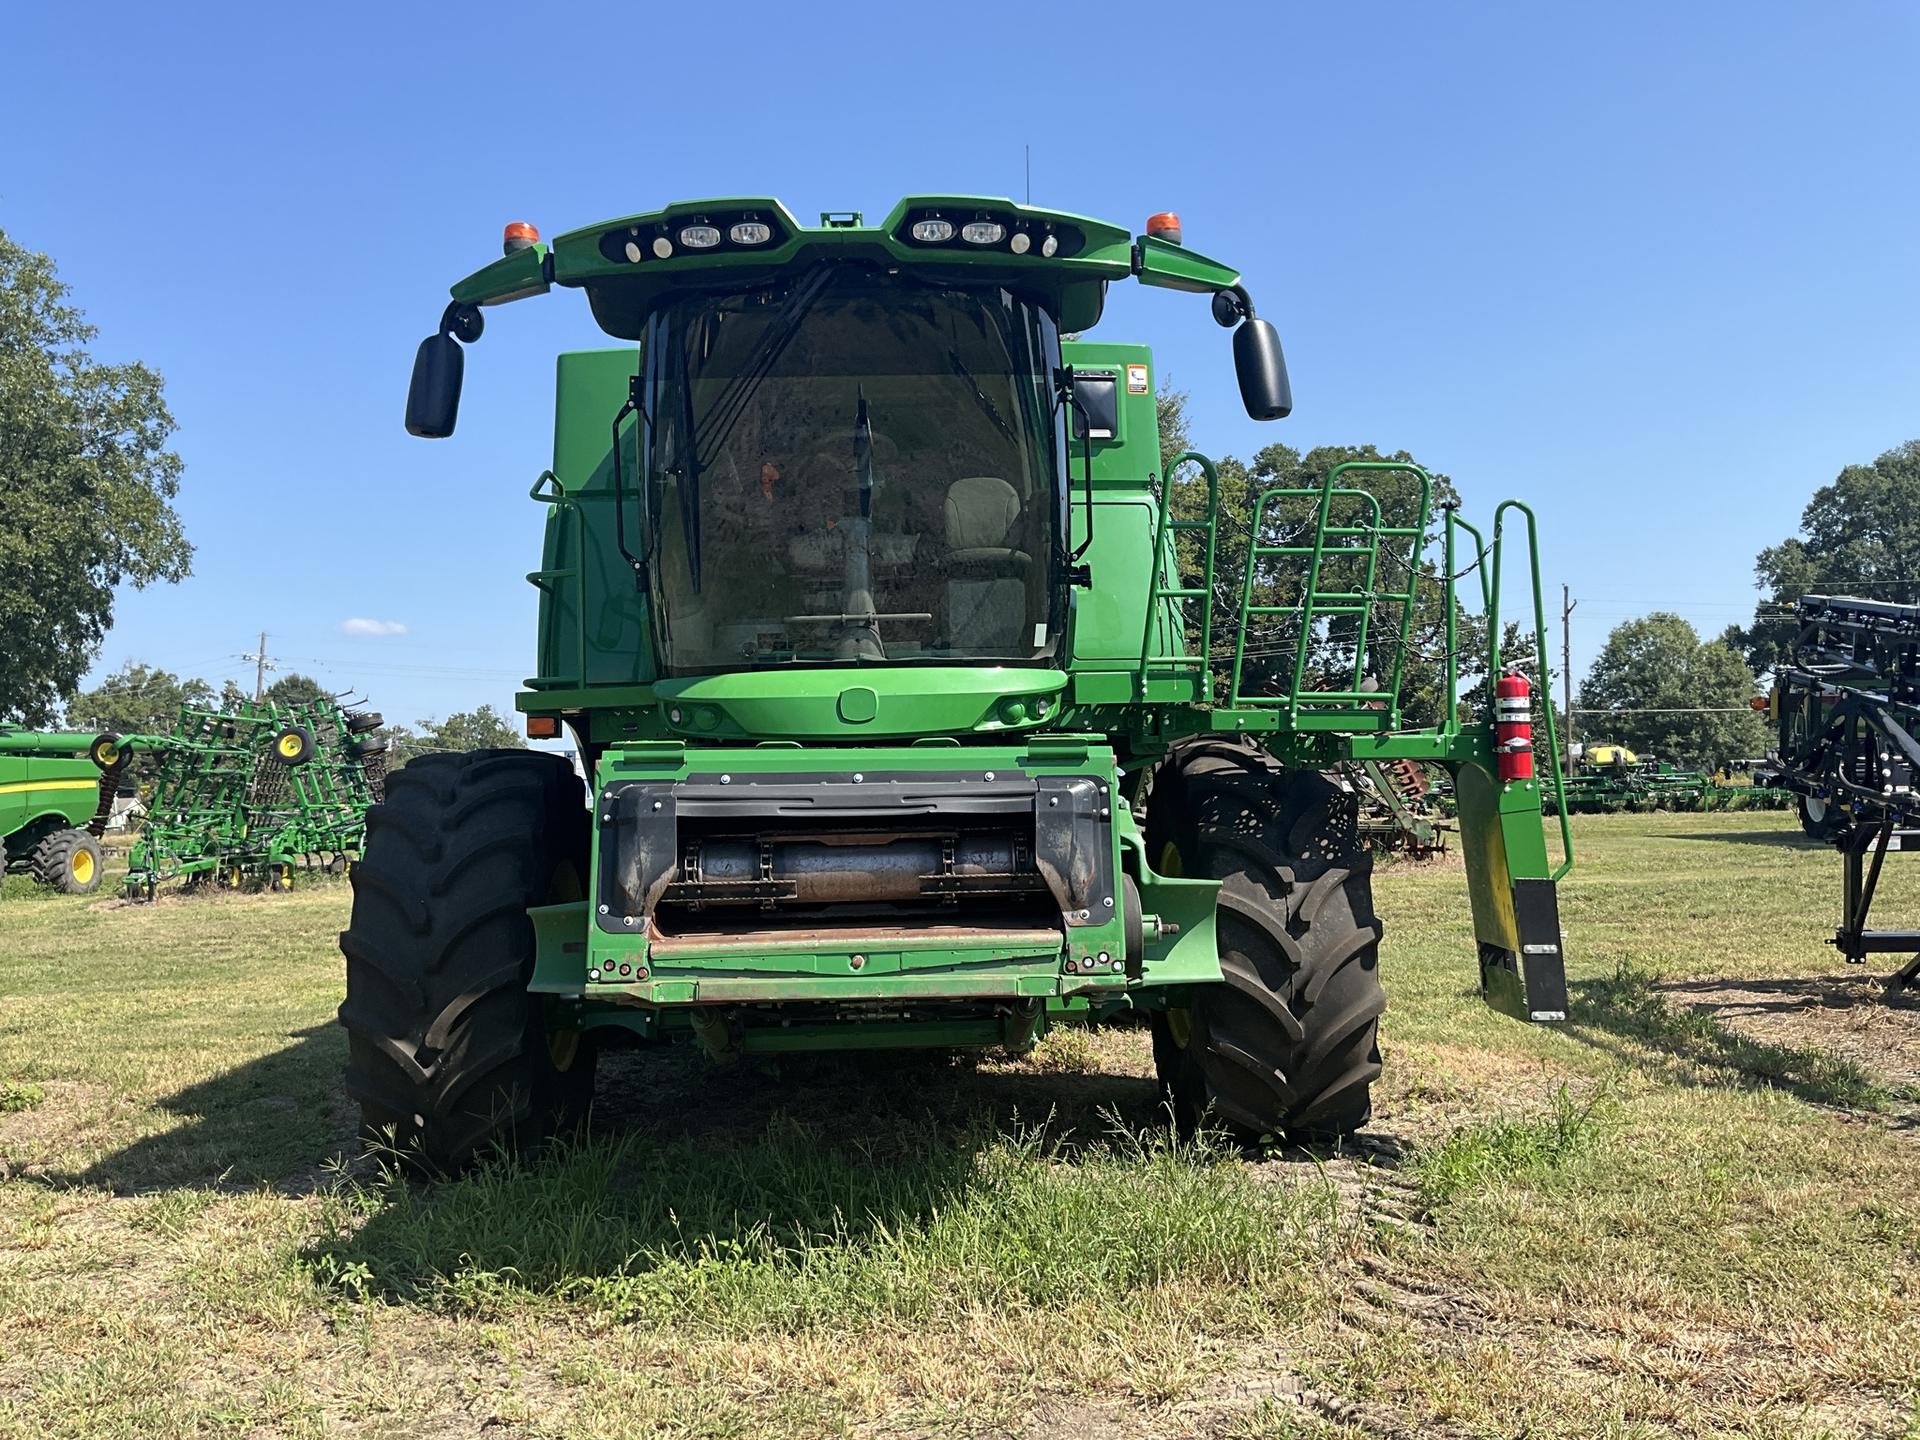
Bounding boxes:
0 726 122 893
348 197 1575 1168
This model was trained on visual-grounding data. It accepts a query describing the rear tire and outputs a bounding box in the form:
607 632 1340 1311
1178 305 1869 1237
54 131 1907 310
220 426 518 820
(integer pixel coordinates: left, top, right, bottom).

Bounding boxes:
30 828 103 895
337 749 595 1172
1145 740 1385 1143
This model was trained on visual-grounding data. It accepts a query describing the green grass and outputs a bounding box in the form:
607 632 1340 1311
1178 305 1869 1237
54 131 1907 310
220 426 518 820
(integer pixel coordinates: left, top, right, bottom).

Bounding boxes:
1410 1080 1616 1202
312 1116 1334 1333
2 813 1918 1436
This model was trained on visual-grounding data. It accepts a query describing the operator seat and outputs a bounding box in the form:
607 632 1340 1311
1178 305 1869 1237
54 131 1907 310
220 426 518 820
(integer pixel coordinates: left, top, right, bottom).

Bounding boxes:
943 475 1030 650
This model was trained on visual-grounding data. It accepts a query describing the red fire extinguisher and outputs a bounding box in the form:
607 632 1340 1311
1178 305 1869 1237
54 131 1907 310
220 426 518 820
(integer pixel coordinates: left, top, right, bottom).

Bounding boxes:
1495 670 1534 782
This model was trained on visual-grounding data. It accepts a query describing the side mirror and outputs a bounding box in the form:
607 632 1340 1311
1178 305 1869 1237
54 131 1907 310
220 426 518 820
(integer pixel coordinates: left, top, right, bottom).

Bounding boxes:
405 332 465 438
1069 372 1120 440
1233 317 1291 421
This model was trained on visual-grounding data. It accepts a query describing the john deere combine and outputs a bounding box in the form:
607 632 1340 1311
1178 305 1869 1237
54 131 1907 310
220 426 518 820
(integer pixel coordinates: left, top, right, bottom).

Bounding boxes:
348 197 1574 1167
0 726 121 893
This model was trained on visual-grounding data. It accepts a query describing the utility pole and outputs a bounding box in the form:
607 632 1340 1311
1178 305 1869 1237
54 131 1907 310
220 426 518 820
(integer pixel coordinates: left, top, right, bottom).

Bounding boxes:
242 631 277 701
1561 586 1577 770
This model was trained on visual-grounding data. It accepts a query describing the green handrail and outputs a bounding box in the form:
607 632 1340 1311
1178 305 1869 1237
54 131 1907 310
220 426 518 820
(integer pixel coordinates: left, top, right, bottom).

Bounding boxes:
526 470 588 688
1136 451 1220 701
1488 499 1574 880
1442 511 1492 734
1230 461 1431 718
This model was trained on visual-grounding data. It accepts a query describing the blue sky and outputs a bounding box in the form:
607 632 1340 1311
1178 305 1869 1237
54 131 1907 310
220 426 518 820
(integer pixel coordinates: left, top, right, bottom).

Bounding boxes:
6 2 1917 728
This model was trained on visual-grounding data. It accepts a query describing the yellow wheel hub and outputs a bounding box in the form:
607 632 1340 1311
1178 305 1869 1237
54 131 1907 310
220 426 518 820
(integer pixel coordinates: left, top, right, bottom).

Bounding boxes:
1158 840 1184 878
550 1029 581 1073
277 734 303 758
70 849 95 886
1166 1006 1193 1049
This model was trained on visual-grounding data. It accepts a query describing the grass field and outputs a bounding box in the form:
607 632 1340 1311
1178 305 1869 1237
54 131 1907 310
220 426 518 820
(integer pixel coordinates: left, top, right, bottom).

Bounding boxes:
2 813 1918 1438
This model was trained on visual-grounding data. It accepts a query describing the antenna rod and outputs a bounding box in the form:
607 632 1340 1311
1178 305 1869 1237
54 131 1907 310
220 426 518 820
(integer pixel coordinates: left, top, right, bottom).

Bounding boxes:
1561 586 1577 770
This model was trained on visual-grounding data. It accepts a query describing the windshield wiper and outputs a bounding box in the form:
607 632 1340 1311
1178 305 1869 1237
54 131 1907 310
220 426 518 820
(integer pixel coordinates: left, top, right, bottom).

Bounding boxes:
693 263 837 466
947 348 1016 442
672 264 839 594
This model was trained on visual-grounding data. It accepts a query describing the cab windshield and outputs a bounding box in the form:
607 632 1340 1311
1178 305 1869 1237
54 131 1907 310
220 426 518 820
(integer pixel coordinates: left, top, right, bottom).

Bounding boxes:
644 267 1062 673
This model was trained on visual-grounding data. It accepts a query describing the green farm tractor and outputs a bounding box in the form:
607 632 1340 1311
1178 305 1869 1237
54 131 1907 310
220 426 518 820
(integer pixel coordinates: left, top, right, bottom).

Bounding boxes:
0 726 122 893
346 197 1574 1167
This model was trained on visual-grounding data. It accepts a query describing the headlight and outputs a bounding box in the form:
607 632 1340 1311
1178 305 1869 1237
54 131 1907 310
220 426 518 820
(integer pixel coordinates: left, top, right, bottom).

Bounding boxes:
651 236 674 259
1041 233 1059 258
678 225 721 249
729 221 772 245
1009 232 1031 255
961 221 1005 245
911 218 954 242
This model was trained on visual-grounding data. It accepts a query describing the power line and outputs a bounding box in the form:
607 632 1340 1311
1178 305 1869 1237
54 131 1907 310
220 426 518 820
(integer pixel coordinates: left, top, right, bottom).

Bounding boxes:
1573 706 1755 715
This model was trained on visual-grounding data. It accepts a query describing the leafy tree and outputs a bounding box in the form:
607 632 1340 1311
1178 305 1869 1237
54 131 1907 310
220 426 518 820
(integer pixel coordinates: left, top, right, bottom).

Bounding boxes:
1155 379 1192 470
217 679 249 711
0 229 189 724
1738 439 1920 673
1578 613 1768 770
264 672 330 709
418 705 526 753
65 660 212 736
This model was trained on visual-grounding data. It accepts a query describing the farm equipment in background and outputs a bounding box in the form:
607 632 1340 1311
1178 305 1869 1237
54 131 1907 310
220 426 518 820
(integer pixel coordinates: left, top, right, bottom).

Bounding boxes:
0 726 125 893
111 698 386 898
1557 744 1708 811
1549 742 1787 814
347 195 1577 1169
1348 758 1451 857
1762 594 1920 991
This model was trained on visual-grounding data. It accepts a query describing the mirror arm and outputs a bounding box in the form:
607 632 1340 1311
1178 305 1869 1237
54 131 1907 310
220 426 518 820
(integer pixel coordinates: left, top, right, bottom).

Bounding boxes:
1054 371 1096 565
438 301 485 343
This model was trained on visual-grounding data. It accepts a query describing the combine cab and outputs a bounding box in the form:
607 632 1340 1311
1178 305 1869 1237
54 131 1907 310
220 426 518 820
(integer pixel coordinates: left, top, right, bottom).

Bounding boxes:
343 197 1575 1167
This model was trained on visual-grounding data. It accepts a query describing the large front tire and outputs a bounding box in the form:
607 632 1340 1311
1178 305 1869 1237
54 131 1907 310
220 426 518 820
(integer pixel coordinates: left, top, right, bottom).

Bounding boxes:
30 827 103 895
1146 740 1385 1143
338 749 595 1171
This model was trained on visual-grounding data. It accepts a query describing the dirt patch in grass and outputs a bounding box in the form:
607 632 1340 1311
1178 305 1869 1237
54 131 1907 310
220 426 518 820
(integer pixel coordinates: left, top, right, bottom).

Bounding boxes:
0 1080 118 1177
1659 972 1920 1107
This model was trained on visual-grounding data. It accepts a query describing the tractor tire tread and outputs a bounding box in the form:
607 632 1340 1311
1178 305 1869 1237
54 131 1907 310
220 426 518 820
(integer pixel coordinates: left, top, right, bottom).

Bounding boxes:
1144 739 1385 1143
29 828 103 895
337 748 592 1172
